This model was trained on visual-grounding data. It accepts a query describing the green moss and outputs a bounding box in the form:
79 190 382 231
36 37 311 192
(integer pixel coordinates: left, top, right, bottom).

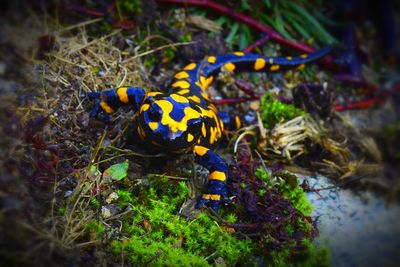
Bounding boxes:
112 237 210 266
115 189 133 208
260 93 304 129
85 221 106 237
106 164 325 266
266 240 329 267
182 32 192 42
111 174 253 266
116 0 142 14
257 188 266 197
225 214 238 224
275 171 313 216
255 168 313 216
90 197 100 208
285 224 295 237
58 206 66 215
255 167 270 184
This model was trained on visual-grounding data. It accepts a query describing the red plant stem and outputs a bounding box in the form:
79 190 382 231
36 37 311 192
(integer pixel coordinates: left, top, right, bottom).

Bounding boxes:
213 83 399 111
157 0 336 69
235 80 263 99
243 34 271 53
63 4 105 17
212 98 253 105
335 92 391 111
335 84 400 111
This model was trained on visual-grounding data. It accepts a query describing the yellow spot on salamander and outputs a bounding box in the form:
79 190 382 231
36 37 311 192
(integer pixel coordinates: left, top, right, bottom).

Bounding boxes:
270 65 280 71
195 76 214 91
170 94 189 103
100 101 114 114
149 122 158 131
286 56 293 60
147 92 163 97
187 133 194 142
117 87 129 104
208 104 218 113
209 171 227 181
188 95 201 103
178 89 190 95
254 58 266 71
209 126 217 144
201 92 209 101
194 145 209 156
223 62 235 73
297 64 306 71
235 115 241 129
183 63 196 70
172 80 190 89
156 100 201 132
207 56 216 63
233 51 244 56
174 71 189 79
201 194 221 201
140 103 150 113
219 119 225 132
201 123 206 137
300 54 308 59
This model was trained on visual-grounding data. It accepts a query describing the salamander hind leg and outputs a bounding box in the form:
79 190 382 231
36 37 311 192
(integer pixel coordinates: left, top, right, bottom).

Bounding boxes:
194 145 229 211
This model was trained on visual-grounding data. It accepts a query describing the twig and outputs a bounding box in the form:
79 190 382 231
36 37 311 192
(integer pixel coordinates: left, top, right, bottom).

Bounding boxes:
122 41 196 64
69 30 122 54
334 85 399 111
57 18 104 33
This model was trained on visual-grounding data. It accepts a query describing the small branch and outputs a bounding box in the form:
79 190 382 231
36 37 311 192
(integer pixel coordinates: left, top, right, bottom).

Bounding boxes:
212 97 253 105
122 41 196 64
243 34 271 53
235 80 262 99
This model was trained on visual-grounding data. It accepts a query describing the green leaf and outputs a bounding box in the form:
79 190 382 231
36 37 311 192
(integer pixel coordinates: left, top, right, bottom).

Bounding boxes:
103 160 129 180
290 2 337 44
263 0 272 9
273 6 295 41
240 0 251 11
239 25 252 49
291 21 311 41
215 16 228 26
225 22 239 44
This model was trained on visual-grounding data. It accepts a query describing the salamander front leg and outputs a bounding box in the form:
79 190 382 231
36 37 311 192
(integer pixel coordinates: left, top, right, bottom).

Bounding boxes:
88 91 111 124
194 145 229 211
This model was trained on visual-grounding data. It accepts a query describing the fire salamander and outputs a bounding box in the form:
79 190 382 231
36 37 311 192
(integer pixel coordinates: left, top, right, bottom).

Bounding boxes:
89 47 331 211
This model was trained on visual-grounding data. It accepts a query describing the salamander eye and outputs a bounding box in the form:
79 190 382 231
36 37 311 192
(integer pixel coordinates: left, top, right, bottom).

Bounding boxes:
148 105 162 121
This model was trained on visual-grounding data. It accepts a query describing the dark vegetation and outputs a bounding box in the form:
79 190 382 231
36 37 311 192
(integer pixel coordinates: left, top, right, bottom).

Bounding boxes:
0 0 399 266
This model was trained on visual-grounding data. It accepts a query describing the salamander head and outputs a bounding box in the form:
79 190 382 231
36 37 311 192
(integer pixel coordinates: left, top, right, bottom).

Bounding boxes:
137 93 203 150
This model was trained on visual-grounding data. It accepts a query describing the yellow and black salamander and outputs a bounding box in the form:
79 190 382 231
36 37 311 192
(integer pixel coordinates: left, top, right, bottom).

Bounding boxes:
88 47 331 211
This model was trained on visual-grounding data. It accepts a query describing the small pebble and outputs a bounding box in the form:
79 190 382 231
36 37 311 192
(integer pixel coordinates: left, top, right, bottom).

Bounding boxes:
101 206 111 218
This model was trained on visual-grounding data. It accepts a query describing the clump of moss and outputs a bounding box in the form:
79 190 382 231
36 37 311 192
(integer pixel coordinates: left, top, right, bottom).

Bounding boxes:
111 175 252 266
254 168 312 216
260 93 304 129
85 220 106 238
269 239 330 267
253 168 328 265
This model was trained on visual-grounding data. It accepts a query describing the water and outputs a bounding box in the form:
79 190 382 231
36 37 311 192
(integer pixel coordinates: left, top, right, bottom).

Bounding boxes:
304 175 400 267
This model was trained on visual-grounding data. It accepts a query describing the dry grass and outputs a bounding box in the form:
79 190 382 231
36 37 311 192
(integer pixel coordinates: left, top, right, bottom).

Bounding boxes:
1 15 197 257
268 115 320 160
